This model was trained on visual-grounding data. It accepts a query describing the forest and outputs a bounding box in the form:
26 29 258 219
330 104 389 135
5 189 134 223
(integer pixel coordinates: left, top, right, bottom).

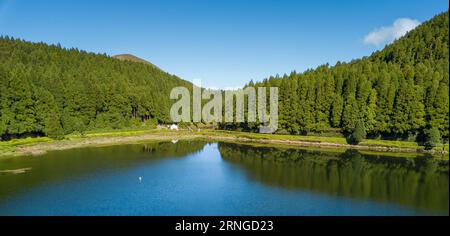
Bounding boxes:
221 12 449 146
0 36 192 139
0 12 448 147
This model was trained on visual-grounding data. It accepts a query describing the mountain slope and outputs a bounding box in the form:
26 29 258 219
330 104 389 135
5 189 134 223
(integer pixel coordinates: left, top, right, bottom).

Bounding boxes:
231 11 449 141
113 54 161 70
371 11 449 65
0 37 192 139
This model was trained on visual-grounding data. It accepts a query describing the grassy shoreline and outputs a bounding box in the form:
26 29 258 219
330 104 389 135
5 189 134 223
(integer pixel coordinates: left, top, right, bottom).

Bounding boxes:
0 129 448 158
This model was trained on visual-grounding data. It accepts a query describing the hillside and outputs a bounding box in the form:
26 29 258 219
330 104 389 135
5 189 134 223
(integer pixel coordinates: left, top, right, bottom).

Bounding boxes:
0 37 192 139
225 12 449 143
113 54 161 70
371 12 448 65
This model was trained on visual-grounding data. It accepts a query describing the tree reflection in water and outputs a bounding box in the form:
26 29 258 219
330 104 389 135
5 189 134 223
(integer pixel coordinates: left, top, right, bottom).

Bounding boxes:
218 142 449 214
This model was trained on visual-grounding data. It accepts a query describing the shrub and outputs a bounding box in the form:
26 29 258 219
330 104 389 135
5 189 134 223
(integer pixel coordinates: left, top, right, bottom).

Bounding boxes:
348 120 366 145
424 127 441 150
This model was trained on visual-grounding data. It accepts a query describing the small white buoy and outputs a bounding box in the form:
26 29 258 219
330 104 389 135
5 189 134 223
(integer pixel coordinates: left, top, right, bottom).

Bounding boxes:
139 176 142 183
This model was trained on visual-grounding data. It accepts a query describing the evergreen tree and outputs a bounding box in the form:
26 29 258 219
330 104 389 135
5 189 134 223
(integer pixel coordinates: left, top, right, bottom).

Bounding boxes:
424 127 441 150
349 120 367 145
34 87 64 139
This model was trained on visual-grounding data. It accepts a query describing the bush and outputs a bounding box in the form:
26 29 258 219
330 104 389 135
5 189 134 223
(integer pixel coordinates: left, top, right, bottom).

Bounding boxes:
348 120 366 145
45 124 65 140
424 127 441 150
144 118 158 129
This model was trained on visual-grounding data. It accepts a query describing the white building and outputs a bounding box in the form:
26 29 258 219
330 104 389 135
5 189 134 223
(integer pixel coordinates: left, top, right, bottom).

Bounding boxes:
170 124 179 131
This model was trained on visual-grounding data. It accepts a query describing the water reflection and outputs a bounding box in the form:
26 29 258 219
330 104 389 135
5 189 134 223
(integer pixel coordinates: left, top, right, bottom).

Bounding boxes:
0 140 208 200
218 142 449 214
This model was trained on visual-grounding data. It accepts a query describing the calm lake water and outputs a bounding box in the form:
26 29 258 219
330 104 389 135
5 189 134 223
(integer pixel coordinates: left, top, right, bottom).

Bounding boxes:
0 140 448 216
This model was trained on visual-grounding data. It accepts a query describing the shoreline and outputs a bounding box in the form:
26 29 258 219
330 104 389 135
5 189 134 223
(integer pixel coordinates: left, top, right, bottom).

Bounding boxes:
1 130 448 158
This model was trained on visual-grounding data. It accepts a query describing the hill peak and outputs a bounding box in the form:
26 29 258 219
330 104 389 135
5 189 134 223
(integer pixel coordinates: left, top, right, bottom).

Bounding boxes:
113 54 160 69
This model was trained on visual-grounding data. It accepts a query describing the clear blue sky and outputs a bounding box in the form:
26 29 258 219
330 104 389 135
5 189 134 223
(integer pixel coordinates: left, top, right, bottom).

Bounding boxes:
0 0 448 88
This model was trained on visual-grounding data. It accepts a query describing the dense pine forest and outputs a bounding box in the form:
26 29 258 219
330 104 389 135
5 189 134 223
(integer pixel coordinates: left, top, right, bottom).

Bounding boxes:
0 12 448 147
0 38 192 139
222 12 449 145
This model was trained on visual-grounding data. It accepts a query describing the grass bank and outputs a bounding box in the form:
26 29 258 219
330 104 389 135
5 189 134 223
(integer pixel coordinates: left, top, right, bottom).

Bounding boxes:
0 129 448 158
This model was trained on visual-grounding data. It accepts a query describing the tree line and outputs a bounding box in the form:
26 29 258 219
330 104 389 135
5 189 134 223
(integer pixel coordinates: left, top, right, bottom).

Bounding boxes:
0 36 192 139
220 12 449 147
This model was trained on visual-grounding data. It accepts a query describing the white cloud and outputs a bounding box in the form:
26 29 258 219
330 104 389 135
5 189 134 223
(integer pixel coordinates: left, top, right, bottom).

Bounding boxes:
363 18 421 46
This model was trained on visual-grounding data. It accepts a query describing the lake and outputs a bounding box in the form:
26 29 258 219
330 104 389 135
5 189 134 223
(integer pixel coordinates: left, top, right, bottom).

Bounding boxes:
0 140 448 216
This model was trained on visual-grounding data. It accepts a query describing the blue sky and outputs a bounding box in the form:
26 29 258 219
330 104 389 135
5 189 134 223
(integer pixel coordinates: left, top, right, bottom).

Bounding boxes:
0 0 448 88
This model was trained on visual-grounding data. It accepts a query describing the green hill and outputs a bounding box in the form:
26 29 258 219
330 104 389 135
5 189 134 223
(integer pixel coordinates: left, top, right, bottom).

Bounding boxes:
113 54 161 70
0 37 192 139
226 12 448 143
